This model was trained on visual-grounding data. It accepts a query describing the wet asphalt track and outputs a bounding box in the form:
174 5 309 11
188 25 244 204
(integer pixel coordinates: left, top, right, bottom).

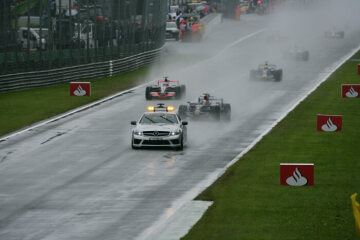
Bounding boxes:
1 11 360 240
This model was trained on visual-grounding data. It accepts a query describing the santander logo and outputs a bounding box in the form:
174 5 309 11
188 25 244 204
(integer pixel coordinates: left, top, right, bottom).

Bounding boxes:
74 85 87 96
345 87 359 98
70 82 91 96
286 168 308 186
280 163 314 186
321 118 338 132
317 115 342 132
342 84 360 98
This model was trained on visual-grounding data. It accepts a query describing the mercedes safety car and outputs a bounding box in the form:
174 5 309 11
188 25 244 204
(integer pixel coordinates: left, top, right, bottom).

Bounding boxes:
250 62 283 82
131 104 187 150
166 21 180 41
145 77 186 100
178 93 231 121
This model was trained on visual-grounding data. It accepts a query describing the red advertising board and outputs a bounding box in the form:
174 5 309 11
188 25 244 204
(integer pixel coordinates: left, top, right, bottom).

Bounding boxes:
317 115 342 132
280 163 314 186
70 82 91 96
342 84 360 98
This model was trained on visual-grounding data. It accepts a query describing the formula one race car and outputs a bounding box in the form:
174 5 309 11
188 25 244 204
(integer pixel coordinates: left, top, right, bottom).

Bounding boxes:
145 77 186 100
250 62 283 82
285 47 309 61
178 93 231 121
324 29 345 39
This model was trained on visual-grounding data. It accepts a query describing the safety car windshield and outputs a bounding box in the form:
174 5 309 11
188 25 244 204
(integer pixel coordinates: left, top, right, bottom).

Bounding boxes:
139 113 178 124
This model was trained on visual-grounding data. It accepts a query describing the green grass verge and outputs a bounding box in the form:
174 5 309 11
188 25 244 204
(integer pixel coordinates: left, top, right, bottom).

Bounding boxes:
183 52 360 240
0 66 150 137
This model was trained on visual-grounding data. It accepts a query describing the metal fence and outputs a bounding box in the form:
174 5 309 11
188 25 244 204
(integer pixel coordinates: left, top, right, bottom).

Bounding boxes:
0 0 167 75
0 46 163 93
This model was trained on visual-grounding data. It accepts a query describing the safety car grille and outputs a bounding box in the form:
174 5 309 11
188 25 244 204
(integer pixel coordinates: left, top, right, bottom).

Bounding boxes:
142 140 170 145
143 131 170 136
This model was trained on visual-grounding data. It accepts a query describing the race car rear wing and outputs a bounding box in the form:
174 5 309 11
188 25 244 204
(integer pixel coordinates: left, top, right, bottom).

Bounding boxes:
158 80 179 83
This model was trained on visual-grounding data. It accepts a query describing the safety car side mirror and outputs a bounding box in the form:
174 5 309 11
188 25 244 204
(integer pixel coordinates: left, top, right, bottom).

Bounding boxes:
182 121 188 126
131 121 137 125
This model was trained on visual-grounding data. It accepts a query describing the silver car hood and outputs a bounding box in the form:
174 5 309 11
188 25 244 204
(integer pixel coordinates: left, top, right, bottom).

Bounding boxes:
134 124 180 132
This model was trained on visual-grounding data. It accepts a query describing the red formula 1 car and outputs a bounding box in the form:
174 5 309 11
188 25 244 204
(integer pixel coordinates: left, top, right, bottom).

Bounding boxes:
145 77 186 100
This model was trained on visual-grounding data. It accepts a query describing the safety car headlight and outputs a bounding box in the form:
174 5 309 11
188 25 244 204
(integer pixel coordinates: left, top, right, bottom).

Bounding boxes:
170 130 180 136
134 130 143 136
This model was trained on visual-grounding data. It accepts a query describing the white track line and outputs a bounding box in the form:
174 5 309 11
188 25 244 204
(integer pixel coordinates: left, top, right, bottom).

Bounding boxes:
0 81 154 142
216 28 266 57
138 41 360 240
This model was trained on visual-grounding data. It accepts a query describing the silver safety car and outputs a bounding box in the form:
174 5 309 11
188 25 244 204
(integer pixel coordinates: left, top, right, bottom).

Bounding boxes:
131 104 187 150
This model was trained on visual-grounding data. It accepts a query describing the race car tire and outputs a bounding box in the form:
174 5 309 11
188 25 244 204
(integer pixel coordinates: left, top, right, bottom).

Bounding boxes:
302 51 309 61
178 105 187 119
274 69 283 82
249 69 257 80
181 85 186 97
175 86 182 99
213 106 221 121
145 86 152 100
222 104 231 121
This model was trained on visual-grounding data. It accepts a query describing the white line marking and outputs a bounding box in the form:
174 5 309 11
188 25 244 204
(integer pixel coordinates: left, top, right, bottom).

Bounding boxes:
0 81 154 142
216 28 266 57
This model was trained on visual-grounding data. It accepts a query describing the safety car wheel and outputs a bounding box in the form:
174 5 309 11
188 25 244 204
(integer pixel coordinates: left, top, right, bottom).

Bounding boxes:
176 137 184 151
131 139 138 149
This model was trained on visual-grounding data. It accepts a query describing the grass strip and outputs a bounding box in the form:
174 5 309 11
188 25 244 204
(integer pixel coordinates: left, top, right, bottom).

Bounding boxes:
183 52 360 240
0 67 150 137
